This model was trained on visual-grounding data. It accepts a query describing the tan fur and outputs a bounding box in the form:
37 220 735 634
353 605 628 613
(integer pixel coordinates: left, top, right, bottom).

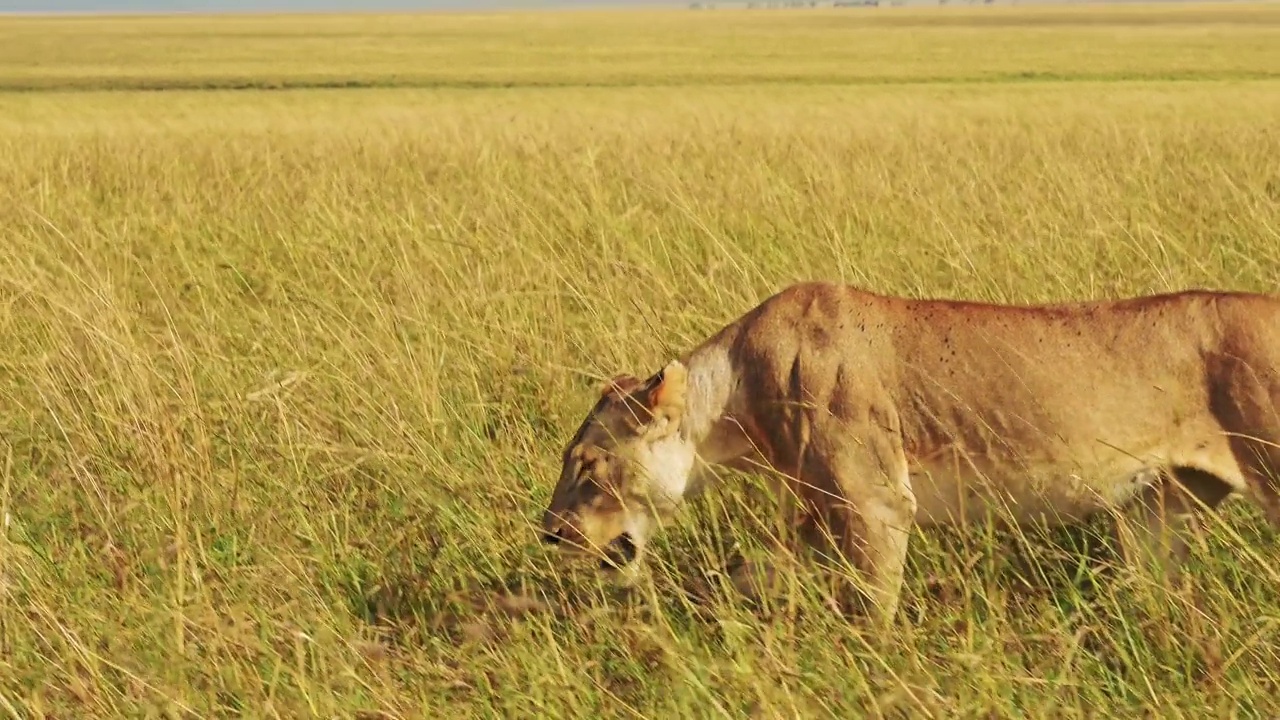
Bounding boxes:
541 282 1280 622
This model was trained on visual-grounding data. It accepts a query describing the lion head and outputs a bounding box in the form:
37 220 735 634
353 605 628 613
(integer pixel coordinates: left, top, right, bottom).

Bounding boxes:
540 360 695 578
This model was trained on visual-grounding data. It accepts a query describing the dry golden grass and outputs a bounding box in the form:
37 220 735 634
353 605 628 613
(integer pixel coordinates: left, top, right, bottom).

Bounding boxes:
2 4 1280 90
2 3 1280 717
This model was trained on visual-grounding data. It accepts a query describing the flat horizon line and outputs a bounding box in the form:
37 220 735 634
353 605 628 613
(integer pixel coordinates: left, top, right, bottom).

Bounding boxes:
0 1 687 17
2 0 1257 19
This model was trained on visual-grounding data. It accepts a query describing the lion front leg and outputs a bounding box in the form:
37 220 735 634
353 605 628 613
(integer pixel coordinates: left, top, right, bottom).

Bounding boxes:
796 421 917 626
716 481 814 609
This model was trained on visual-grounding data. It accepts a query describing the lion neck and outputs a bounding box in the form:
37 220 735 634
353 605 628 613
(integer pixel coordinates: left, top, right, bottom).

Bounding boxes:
676 342 743 466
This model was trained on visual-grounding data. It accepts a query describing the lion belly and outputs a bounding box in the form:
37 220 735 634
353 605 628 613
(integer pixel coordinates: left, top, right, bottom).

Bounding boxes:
904 430 1244 528
908 460 1157 527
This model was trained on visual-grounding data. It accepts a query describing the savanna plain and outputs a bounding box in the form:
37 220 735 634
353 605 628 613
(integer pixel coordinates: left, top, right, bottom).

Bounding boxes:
2 3 1280 717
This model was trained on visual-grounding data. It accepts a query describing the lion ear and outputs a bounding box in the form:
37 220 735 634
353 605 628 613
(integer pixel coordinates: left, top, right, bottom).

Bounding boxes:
628 360 688 420
599 374 643 399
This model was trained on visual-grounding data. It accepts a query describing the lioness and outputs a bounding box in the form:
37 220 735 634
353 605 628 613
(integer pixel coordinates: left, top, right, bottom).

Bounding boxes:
539 282 1280 622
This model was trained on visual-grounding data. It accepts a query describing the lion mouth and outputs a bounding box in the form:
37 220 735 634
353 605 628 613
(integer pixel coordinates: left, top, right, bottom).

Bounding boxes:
599 533 638 570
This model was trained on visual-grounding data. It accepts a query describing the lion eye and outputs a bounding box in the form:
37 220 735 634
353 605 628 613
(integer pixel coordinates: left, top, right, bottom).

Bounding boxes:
584 453 609 475
576 460 601 487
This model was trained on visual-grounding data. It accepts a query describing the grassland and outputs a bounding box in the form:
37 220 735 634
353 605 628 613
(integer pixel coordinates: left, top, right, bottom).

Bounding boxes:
2 3 1280 717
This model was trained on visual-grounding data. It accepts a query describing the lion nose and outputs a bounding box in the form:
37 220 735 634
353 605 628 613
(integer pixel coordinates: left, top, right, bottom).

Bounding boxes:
541 528 564 545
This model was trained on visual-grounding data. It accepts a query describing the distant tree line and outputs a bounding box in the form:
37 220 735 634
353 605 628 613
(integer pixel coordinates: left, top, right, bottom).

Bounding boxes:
691 0 1001 7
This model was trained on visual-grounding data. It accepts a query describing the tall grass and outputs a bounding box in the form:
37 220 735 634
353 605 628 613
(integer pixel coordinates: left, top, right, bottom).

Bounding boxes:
2 5 1280 717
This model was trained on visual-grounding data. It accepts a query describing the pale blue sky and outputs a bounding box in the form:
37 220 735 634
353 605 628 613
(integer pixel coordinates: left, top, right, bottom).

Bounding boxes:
1 0 678 11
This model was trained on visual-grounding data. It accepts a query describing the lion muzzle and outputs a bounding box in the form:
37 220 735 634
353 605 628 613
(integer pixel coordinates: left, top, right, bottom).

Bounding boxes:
599 533 638 570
